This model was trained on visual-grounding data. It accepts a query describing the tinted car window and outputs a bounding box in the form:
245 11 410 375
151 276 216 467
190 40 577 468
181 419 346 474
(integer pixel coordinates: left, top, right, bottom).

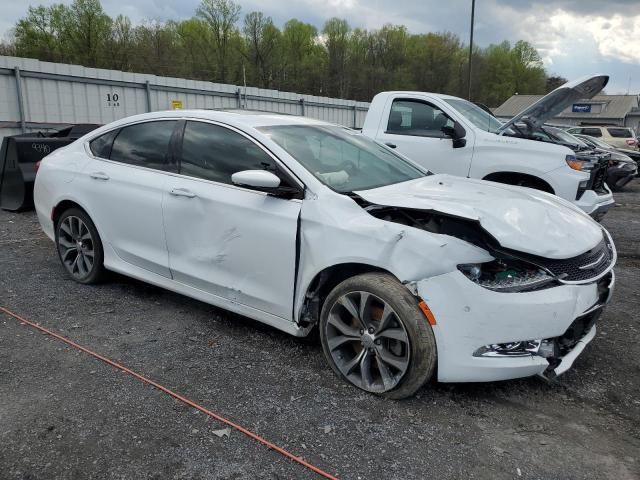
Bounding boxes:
387 100 453 137
607 128 633 138
110 121 177 171
581 127 602 137
89 129 119 158
179 121 278 184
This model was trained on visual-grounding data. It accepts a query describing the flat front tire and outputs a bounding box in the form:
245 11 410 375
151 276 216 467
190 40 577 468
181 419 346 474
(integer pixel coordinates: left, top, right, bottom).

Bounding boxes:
320 273 437 399
55 208 105 284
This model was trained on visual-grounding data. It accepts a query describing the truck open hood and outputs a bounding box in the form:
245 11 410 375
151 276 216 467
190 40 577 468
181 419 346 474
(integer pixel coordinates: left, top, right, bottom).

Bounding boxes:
355 175 603 260
497 74 609 135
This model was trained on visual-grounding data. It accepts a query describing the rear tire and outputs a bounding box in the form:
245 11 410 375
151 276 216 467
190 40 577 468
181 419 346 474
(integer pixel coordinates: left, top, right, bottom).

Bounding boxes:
320 273 437 399
55 208 105 284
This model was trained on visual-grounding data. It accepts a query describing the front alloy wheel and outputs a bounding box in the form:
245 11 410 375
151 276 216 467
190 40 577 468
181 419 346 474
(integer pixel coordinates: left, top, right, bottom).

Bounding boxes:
326 291 410 393
320 273 437 399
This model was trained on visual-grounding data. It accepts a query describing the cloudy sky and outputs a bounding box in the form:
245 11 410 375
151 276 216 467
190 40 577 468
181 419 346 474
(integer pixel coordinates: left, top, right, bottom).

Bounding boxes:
2 0 639 94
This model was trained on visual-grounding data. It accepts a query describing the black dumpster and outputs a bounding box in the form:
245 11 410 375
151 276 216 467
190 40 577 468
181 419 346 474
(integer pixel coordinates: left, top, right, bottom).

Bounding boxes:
0 124 100 211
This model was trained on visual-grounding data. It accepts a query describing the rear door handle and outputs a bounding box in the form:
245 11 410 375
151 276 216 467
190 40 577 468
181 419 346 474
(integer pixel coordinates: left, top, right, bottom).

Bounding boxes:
385 142 397 149
89 171 109 180
170 188 197 198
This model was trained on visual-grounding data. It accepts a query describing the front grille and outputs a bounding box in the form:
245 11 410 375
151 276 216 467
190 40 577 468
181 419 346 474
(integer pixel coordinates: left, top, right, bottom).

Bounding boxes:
536 237 613 282
512 235 614 282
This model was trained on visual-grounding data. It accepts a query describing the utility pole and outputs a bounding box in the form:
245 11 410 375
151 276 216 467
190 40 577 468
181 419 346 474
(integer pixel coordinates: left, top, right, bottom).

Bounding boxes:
468 0 476 100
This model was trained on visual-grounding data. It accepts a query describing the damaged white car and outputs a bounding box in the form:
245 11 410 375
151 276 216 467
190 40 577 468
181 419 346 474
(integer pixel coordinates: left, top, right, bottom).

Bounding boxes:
34 110 616 399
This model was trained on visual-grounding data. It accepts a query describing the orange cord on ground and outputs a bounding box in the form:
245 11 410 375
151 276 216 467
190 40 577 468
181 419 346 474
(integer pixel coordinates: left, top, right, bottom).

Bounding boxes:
0 306 338 480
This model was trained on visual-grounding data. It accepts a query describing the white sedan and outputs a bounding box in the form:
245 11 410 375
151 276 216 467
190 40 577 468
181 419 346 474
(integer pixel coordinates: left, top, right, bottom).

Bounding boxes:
34 110 616 398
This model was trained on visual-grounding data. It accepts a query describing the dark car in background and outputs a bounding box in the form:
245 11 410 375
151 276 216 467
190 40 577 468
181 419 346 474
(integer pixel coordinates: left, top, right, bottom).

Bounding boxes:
575 133 640 179
0 124 100 211
540 127 636 191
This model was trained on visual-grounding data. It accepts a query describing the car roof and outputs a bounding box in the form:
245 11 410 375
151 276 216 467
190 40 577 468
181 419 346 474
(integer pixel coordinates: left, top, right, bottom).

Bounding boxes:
378 91 461 101
107 109 332 129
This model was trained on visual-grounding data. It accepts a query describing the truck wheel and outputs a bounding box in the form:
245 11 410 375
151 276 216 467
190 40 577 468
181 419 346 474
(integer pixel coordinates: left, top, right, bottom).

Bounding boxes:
55 208 105 284
320 273 437 399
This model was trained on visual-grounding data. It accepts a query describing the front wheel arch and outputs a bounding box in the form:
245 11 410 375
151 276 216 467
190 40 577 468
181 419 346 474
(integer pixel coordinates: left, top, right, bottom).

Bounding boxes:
319 272 437 398
483 171 555 194
299 262 399 328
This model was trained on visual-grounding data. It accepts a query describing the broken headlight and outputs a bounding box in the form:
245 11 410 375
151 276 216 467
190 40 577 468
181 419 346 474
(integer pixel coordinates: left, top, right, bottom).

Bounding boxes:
458 259 557 292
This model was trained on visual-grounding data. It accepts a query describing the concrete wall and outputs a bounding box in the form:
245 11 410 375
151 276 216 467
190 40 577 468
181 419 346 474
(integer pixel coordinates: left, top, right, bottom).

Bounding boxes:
0 56 371 142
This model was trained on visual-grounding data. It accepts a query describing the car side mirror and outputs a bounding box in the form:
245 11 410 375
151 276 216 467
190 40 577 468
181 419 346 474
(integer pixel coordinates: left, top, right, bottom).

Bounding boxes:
232 170 281 189
441 122 467 149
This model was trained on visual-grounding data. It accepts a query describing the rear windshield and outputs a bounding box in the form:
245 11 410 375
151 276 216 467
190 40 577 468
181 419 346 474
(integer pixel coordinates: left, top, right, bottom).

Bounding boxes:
607 128 633 138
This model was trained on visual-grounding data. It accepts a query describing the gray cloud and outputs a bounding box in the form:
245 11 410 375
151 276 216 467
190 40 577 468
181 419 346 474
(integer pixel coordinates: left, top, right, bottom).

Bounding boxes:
495 0 640 16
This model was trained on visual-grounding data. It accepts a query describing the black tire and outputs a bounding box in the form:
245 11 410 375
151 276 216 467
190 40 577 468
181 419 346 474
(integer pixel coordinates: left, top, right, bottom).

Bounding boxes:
319 273 437 399
55 207 105 284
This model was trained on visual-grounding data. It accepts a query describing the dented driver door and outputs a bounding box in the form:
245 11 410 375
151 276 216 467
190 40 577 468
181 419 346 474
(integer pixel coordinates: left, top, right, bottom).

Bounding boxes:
162 120 302 321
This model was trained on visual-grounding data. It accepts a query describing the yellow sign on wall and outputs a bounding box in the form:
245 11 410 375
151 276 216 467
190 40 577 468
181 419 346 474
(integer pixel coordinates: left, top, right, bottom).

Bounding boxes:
171 100 183 110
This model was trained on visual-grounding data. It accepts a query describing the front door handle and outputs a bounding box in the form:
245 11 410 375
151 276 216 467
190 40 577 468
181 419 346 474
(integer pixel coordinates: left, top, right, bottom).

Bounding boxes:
89 171 109 180
170 188 197 198
385 142 397 149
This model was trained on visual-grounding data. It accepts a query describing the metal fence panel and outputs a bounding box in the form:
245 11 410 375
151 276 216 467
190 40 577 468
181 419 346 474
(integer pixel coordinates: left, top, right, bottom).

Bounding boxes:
0 55 370 143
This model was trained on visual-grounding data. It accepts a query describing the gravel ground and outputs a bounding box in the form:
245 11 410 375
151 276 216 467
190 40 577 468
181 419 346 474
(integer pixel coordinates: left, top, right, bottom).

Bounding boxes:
1 184 639 480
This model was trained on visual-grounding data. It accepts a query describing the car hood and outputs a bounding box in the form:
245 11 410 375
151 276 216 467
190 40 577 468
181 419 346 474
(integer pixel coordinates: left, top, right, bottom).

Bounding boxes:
355 175 603 260
498 74 609 134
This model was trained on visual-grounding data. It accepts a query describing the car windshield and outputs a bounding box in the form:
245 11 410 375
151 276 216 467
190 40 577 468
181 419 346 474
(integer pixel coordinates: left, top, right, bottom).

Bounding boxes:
259 125 425 192
444 98 503 133
579 135 613 150
546 128 589 148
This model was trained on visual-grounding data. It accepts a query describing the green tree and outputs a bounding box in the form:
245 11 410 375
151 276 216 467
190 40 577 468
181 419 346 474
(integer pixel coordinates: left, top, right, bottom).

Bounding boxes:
130 21 179 76
14 5 67 62
60 0 112 67
546 75 568 92
175 18 216 79
510 40 545 95
104 15 134 71
322 17 350 97
196 0 241 82
242 12 280 88
280 19 321 92
8 1 554 104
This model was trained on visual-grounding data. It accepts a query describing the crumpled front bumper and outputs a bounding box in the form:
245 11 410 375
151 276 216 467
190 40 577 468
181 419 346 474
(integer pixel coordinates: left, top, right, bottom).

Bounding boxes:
416 270 615 383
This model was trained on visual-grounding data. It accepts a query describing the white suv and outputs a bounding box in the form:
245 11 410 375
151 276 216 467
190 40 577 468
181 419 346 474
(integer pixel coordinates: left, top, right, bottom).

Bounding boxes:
567 126 638 151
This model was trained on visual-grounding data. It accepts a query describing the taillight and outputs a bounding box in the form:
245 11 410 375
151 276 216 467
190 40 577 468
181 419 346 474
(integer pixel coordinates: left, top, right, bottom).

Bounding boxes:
34 161 41 173
626 139 637 146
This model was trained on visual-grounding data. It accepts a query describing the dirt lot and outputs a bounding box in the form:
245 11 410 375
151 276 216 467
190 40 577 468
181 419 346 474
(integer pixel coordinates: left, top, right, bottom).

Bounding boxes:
1 184 639 480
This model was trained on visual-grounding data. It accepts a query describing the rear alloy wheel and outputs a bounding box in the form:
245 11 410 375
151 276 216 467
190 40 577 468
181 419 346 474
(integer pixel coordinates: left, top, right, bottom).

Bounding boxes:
55 208 105 284
320 273 437 399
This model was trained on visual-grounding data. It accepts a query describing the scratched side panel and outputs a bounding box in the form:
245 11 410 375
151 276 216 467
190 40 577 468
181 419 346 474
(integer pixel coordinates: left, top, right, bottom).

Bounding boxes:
163 177 301 320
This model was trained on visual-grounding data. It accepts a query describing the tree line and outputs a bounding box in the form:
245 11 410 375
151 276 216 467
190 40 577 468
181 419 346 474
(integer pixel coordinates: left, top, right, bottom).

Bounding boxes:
0 0 567 106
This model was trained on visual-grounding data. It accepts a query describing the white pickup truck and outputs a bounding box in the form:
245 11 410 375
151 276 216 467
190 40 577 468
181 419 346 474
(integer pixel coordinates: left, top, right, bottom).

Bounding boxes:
361 75 614 219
